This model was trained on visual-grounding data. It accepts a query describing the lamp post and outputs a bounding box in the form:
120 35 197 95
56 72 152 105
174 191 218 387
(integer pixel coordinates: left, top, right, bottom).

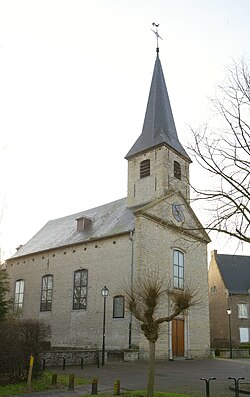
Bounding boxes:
227 308 233 359
101 286 109 366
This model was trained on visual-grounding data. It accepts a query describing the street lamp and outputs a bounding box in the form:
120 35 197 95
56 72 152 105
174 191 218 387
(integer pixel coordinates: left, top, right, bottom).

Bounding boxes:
101 286 109 366
227 308 233 359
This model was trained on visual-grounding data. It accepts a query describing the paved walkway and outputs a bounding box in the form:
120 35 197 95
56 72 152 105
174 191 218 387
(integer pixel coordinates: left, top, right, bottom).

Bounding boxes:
7 358 250 397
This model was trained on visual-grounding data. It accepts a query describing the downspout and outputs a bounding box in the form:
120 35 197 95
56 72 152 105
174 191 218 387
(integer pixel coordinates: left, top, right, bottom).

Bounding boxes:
129 229 134 348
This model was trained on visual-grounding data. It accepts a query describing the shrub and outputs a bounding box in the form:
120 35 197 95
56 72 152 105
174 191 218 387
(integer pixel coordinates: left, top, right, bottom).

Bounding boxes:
0 319 50 385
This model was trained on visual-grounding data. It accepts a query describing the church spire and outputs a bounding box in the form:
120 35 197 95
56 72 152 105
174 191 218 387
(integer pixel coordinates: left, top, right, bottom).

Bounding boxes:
125 50 191 162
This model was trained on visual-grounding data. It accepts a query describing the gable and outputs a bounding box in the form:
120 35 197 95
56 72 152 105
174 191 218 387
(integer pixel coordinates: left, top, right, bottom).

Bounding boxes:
133 191 210 243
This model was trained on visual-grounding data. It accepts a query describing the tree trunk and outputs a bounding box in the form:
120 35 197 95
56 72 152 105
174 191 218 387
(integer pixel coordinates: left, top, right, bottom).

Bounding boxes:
147 341 156 397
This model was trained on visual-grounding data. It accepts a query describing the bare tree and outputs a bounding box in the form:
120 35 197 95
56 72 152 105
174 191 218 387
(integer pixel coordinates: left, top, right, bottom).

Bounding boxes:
189 58 250 245
125 275 198 397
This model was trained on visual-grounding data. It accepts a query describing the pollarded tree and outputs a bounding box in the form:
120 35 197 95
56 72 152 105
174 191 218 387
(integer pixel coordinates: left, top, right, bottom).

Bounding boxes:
125 275 198 397
189 58 250 245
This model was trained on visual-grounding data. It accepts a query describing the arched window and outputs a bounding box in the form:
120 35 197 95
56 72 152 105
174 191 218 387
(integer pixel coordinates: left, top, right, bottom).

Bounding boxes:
14 279 24 310
73 269 88 310
113 295 125 318
174 161 181 180
173 250 184 289
140 159 150 178
40 275 53 312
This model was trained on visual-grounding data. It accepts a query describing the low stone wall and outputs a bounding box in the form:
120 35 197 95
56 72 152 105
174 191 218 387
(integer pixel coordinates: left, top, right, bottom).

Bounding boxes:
41 348 99 368
212 348 250 359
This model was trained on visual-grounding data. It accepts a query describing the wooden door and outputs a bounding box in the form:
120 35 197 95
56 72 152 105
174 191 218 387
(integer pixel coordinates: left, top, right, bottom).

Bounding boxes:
172 319 184 357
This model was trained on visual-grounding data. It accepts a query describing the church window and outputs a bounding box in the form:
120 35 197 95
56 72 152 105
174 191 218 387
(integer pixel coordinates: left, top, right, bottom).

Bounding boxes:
140 159 150 178
173 250 184 289
40 275 53 312
14 279 24 310
73 269 88 310
113 295 124 318
238 303 248 318
174 161 181 180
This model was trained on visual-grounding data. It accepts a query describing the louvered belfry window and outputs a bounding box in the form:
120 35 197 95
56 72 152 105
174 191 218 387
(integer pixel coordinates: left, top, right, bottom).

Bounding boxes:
140 159 150 178
174 161 181 180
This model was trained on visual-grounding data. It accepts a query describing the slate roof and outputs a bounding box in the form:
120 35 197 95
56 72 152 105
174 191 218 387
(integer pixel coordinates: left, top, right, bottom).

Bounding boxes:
216 253 250 294
10 198 135 259
125 54 191 162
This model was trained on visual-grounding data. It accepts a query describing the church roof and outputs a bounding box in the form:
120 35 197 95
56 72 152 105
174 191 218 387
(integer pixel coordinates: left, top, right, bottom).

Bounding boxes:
126 54 191 161
10 198 135 259
216 253 250 294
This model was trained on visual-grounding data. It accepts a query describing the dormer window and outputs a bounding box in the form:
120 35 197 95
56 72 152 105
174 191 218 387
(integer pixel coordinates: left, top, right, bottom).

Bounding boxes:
140 159 150 178
174 161 181 180
76 216 92 232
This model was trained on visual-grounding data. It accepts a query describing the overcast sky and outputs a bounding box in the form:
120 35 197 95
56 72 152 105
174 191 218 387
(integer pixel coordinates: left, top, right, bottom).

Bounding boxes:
1 0 250 260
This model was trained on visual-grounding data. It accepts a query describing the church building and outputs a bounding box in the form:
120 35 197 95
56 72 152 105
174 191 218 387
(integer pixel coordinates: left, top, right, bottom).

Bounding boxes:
5 47 210 362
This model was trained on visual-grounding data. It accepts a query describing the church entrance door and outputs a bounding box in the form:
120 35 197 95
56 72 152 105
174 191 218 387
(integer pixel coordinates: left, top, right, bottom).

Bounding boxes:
172 319 184 357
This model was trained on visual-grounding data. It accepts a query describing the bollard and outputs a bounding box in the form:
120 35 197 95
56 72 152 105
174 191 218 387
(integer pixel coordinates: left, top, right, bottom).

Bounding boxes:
42 358 46 371
52 374 57 386
81 357 84 369
27 354 34 389
114 380 120 395
62 357 66 370
228 377 245 397
91 377 98 395
68 374 75 391
96 353 100 369
200 377 216 397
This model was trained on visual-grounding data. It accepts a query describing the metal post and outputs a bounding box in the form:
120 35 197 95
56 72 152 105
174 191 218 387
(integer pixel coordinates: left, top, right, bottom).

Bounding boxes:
200 377 216 397
228 377 245 397
227 308 233 358
102 295 107 366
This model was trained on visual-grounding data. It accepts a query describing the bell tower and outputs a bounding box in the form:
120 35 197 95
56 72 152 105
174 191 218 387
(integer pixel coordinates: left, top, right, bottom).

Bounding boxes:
125 48 191 208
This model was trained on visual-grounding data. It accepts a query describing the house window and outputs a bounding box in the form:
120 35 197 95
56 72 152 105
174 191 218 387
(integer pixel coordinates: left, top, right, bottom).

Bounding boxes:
238 303 248 318
14 279 24 310
40 275 53 312
174 161 181 180
173 250 184 289
113 295 125 318
239 327 249 343
140 159 150 178
73 269 88 310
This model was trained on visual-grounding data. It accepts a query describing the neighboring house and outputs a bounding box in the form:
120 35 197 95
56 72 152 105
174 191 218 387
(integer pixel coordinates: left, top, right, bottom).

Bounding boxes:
5 50 211 361
209 250 250 349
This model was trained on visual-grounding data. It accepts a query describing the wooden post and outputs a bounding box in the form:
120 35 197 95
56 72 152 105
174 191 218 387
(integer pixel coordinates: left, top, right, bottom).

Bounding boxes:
27 354 34 389
91 377 98 395
52 374 57 386
114 380 120 395
68 374 75 391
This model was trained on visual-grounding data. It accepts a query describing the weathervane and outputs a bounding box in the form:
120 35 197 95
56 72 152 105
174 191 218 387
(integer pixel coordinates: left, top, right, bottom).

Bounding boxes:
151 22 163 53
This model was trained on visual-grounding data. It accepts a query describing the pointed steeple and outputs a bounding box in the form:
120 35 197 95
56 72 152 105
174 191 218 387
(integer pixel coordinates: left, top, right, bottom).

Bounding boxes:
126 54 191 162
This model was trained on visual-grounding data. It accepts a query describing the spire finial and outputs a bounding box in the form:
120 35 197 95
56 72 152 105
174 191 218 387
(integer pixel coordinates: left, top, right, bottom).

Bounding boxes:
151 22 163 54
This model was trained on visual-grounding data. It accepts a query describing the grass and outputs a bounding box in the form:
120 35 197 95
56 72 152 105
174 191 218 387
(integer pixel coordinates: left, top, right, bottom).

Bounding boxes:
0 371 90 396
0 375 190 397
